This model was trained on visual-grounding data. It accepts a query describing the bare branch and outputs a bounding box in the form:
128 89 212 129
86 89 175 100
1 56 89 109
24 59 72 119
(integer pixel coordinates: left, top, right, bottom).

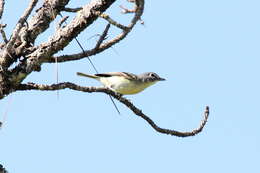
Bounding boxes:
0 0 38 68
94 24 110 50
0 0 5 20
98 13 129 30
7 0 38 48
62 7 82 12
43 0 144 63
56 15 69 30
120 5 136 14
0 24 7 43
1 0 71 69
25 0 70 44
16 82 210 137
7 0 116 85
24 0 116 70
120 0 138 14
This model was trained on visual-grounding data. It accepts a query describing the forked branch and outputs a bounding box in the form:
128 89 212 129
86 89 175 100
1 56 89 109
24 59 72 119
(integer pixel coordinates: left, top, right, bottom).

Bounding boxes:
1 0 38 63
16 82 210 137
43 0 144 63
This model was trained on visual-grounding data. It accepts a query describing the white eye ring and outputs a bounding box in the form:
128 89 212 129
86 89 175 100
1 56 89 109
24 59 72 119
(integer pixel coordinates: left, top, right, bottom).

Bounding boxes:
149 73 156 78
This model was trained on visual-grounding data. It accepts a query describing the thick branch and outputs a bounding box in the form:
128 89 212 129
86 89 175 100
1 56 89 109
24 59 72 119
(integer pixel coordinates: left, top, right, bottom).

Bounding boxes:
26 0 70 44
0 0 5 20
26 0 115 67
43 0 144 63
8 0 116 84
0 0 38 68
8 0 38 46
16 82 210 137
0 0 72 70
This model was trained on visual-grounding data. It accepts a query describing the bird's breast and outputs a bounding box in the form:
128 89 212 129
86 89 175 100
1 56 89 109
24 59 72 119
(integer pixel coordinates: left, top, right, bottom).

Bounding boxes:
100 77 156 95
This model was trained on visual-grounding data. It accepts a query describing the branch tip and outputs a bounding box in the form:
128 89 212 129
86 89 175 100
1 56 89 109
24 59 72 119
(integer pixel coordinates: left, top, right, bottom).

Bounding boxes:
15 82 210 137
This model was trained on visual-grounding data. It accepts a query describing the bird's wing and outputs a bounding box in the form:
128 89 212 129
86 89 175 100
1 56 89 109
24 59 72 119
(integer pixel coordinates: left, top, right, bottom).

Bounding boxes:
95 72 138 80
77 72 98 79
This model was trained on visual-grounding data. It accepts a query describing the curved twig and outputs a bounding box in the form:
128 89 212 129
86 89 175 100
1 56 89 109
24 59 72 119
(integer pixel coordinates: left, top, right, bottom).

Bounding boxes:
16 82 210 137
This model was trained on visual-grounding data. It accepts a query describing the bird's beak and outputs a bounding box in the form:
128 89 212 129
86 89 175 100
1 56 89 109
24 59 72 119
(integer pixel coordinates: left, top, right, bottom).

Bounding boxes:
159 77 166 81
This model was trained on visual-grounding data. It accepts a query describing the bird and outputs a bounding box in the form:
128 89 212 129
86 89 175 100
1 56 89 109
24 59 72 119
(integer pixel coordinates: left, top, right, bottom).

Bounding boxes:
76 71 165 95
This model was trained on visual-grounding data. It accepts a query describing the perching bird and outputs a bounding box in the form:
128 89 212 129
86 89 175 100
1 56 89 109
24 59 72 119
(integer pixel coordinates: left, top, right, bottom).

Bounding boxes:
77 72 165 95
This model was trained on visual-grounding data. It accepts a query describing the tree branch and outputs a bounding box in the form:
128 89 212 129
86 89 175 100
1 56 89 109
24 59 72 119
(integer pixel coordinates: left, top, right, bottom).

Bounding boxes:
62 7 82 12
98 13 129 30
16 82 210 137
0 24 7 43
0 0 5 20
94 23 110 50
43 0 144 63
8 0 38 45
56 15 69 30
120 5 136 14
8 0 116 84
0 0 38 68
120 0 138 14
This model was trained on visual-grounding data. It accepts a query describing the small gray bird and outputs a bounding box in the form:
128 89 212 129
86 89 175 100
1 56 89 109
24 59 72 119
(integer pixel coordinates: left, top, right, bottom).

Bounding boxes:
77 72 165 95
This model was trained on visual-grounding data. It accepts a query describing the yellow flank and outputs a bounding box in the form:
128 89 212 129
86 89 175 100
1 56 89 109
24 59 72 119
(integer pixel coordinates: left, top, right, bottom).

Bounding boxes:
99 76 157 95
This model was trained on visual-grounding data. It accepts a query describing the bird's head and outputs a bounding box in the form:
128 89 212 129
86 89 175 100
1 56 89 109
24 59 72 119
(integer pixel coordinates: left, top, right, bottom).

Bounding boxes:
139 72 166 82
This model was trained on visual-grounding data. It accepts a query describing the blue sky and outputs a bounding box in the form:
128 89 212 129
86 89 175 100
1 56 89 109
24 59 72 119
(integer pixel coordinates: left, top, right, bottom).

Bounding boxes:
0 0 259 173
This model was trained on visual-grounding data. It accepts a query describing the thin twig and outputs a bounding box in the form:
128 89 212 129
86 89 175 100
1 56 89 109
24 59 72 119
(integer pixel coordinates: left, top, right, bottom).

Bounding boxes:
127 0 136 3
56 15 69 30
7 0 38 48
62 7 82 12
0 24 7 43
0 0 38 68
16 82 210 137
98 13 129 30
0 94 12 129
94 24 110 50
44 0 144 63
119 5 136 14
58 14 120 114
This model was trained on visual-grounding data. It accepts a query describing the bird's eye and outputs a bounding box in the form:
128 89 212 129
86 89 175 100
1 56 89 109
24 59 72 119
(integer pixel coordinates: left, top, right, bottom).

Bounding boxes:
149 73 156 78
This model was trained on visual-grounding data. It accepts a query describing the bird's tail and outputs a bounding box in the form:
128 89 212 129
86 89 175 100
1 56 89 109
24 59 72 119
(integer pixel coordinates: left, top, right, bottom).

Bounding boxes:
76 72 98 79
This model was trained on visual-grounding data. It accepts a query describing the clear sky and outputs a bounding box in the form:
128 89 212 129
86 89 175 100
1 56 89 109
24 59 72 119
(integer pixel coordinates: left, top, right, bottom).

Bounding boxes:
0 0 259 173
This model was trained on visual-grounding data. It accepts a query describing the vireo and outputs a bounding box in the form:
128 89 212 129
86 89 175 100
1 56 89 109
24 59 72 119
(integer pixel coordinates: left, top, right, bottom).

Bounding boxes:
77 72 165 95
